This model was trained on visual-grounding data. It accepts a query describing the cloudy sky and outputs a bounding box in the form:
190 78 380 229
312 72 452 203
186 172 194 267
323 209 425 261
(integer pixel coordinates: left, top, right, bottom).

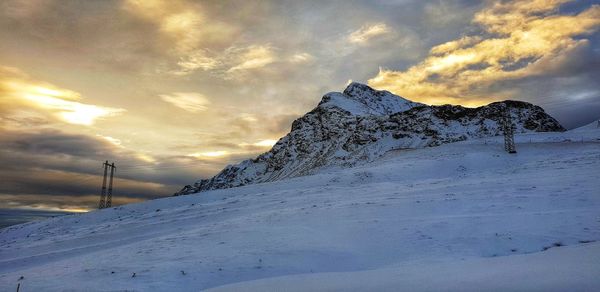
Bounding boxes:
1 0 599 212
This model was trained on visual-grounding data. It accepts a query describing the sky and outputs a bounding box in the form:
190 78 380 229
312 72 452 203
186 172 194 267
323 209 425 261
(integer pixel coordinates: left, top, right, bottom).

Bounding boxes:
0 0 599 212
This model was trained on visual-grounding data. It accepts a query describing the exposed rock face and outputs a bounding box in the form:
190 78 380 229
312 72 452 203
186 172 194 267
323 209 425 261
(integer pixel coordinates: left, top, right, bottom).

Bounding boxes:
175 83 564 195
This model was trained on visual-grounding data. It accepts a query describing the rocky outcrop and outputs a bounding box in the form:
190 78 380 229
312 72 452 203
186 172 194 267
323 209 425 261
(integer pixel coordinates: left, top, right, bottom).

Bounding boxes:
175 83 564 195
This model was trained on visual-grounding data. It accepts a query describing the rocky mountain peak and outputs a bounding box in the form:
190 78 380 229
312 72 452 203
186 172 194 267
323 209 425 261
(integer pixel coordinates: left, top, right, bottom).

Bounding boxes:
318 82 422 116
174 84 565 196
342 82 380 98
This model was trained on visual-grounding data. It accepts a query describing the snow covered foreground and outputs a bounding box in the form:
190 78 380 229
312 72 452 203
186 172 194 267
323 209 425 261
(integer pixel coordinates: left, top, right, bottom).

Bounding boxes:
1 125 599 291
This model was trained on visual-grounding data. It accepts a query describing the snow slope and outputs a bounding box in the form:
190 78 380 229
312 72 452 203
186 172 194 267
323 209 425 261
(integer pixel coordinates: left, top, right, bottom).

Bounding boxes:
0 128 599 291
571 119 600 132
209 243 600 292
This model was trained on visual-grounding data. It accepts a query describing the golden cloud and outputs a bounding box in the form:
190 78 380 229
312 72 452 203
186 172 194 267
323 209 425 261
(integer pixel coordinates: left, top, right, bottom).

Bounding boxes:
348 23 391 44
174 50 221 75
226 45 277 73
123 0 291 78
368 1 600 106
123 0 238 75
96 134 123 147
429 36 482 56
289 52 315 64
159 92 211 113
0 66 125 126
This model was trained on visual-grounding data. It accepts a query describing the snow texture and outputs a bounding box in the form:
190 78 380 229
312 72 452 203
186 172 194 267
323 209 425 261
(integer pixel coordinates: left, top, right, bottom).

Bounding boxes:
1 126 599 291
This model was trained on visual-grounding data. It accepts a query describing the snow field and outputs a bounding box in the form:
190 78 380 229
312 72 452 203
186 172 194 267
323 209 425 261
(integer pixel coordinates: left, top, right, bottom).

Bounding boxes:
1 126 599 291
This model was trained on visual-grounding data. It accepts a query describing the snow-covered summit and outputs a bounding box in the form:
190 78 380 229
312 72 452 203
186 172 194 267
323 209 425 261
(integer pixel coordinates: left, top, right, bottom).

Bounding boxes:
175 83 564 195
318 82 423 116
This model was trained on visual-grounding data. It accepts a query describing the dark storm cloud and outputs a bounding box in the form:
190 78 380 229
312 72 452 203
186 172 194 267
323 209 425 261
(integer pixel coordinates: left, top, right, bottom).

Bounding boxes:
2 130 115 157
488 38 600 128
0 129 211 210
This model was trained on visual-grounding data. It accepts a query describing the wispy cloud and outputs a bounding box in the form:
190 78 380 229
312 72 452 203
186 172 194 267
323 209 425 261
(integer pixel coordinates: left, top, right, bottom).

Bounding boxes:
173 50 221 75
289 52 315 64
225 45 277 76
348 23 391 44
96 134 123 147
159 92 211 113
122 0 237 76
168 44 280 78
122 0 236 52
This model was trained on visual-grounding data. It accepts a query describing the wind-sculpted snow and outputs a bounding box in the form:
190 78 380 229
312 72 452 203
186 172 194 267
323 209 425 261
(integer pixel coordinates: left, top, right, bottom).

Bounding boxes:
176 83 564 195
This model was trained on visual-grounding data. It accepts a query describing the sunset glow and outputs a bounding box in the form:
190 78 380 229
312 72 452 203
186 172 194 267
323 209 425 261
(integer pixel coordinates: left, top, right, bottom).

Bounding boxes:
0 0 598 212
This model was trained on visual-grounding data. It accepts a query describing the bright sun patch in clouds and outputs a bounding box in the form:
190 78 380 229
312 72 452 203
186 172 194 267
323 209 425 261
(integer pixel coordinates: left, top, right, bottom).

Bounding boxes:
0 66 124 126
159 92 211 113
368 1 600 106
348 23 391 44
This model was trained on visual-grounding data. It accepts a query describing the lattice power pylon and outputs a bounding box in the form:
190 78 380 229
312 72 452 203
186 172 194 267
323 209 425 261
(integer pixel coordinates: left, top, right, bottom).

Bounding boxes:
98 161 108 209
106 162 115 208
502 108 517 154
98 161 116 209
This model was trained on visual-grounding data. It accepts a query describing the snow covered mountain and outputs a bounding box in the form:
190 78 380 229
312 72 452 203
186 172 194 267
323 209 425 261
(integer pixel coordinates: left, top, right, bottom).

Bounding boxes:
176 82 564 195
